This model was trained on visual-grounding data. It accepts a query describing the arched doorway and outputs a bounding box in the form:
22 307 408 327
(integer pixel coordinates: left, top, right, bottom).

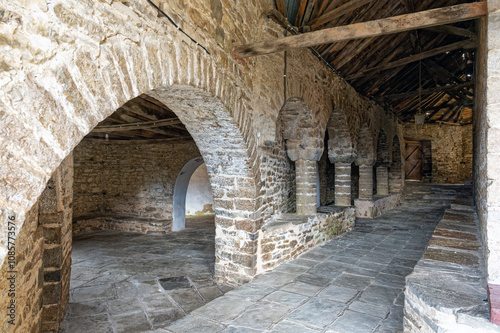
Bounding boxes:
173 157 207 231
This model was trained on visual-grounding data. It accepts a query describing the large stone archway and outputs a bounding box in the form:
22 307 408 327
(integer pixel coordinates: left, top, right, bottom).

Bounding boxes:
0 1 261 288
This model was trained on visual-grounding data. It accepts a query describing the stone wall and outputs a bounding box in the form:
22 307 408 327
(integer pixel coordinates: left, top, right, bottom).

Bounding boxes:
0 0 399 286
0 155 73 333
0 205 43 333
73 139 201 233
257 207 355 272
474 1 500 286
403 124 473 184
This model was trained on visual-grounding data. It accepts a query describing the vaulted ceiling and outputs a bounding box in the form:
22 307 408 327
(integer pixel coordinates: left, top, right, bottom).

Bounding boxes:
274 0 477 125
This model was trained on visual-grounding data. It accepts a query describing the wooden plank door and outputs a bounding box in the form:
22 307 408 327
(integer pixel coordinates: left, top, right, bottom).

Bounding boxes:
405 141 423 180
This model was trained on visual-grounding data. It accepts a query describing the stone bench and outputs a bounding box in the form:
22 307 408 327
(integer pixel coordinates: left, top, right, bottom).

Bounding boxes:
72 215 173 235
404 197 500 332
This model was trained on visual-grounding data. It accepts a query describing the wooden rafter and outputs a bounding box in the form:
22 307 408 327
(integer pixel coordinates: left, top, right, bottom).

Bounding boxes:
381 82 473 100
295 0 309 26
276 0 287 17
236 2 486 58
424 24 477 38
309 0 373 28
347 39 477 80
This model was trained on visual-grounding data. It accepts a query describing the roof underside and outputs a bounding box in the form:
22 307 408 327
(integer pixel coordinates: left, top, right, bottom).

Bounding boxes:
277 0 476 125
85 95 193 141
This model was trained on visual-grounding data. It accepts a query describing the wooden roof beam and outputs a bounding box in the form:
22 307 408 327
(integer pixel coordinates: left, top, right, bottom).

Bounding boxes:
92 118 183 133
235 2 486 58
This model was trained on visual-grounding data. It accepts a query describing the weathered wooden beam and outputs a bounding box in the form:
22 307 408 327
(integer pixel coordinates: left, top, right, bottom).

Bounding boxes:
347 39 476 80
235 2 486 58
93 118 182 132
302 0 317 26
380 82 473 100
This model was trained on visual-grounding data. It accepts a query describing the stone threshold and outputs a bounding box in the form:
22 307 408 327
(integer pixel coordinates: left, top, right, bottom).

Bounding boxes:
404 195 500 332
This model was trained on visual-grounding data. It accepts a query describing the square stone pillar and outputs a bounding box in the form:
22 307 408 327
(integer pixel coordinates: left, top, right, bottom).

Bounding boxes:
335 163 352 206
376 166 389 196
359 165 374 200
296 159 318 215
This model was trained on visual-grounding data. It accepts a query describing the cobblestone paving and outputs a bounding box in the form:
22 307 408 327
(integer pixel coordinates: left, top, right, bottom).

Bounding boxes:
62 184 464 333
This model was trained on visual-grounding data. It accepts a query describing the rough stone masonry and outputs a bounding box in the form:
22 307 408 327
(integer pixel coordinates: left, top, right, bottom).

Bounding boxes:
0 0 408 331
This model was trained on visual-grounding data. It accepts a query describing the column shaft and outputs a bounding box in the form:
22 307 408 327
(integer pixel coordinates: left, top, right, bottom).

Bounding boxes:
296 159 318 215
335 163 351 206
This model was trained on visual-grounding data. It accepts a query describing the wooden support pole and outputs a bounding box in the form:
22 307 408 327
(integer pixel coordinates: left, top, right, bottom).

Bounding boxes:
235 2 486 58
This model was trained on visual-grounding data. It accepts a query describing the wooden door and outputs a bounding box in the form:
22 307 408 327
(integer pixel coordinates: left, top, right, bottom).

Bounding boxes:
405 141 423 180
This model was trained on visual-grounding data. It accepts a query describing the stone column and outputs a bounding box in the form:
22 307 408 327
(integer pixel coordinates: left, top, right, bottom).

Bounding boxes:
295 159 319 215
286 140 323 216
359 165 374 200
335 162 352 206
376 166 389 195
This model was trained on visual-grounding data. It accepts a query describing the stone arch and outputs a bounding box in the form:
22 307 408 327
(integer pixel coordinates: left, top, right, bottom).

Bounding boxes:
0 1 261 288
173 156 205 231
389 135 404 193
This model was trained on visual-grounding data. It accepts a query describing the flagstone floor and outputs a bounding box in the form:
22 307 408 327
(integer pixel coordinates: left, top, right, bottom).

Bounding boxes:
62 184 468 333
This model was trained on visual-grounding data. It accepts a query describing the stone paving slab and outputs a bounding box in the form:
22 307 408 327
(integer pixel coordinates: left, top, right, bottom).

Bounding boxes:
63 184 463 332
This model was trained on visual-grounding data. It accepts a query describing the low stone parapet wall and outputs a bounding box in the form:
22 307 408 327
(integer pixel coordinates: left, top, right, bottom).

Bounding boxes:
354 193 401 218
257 206 355 273
404 199 500 333
73 216 173 235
